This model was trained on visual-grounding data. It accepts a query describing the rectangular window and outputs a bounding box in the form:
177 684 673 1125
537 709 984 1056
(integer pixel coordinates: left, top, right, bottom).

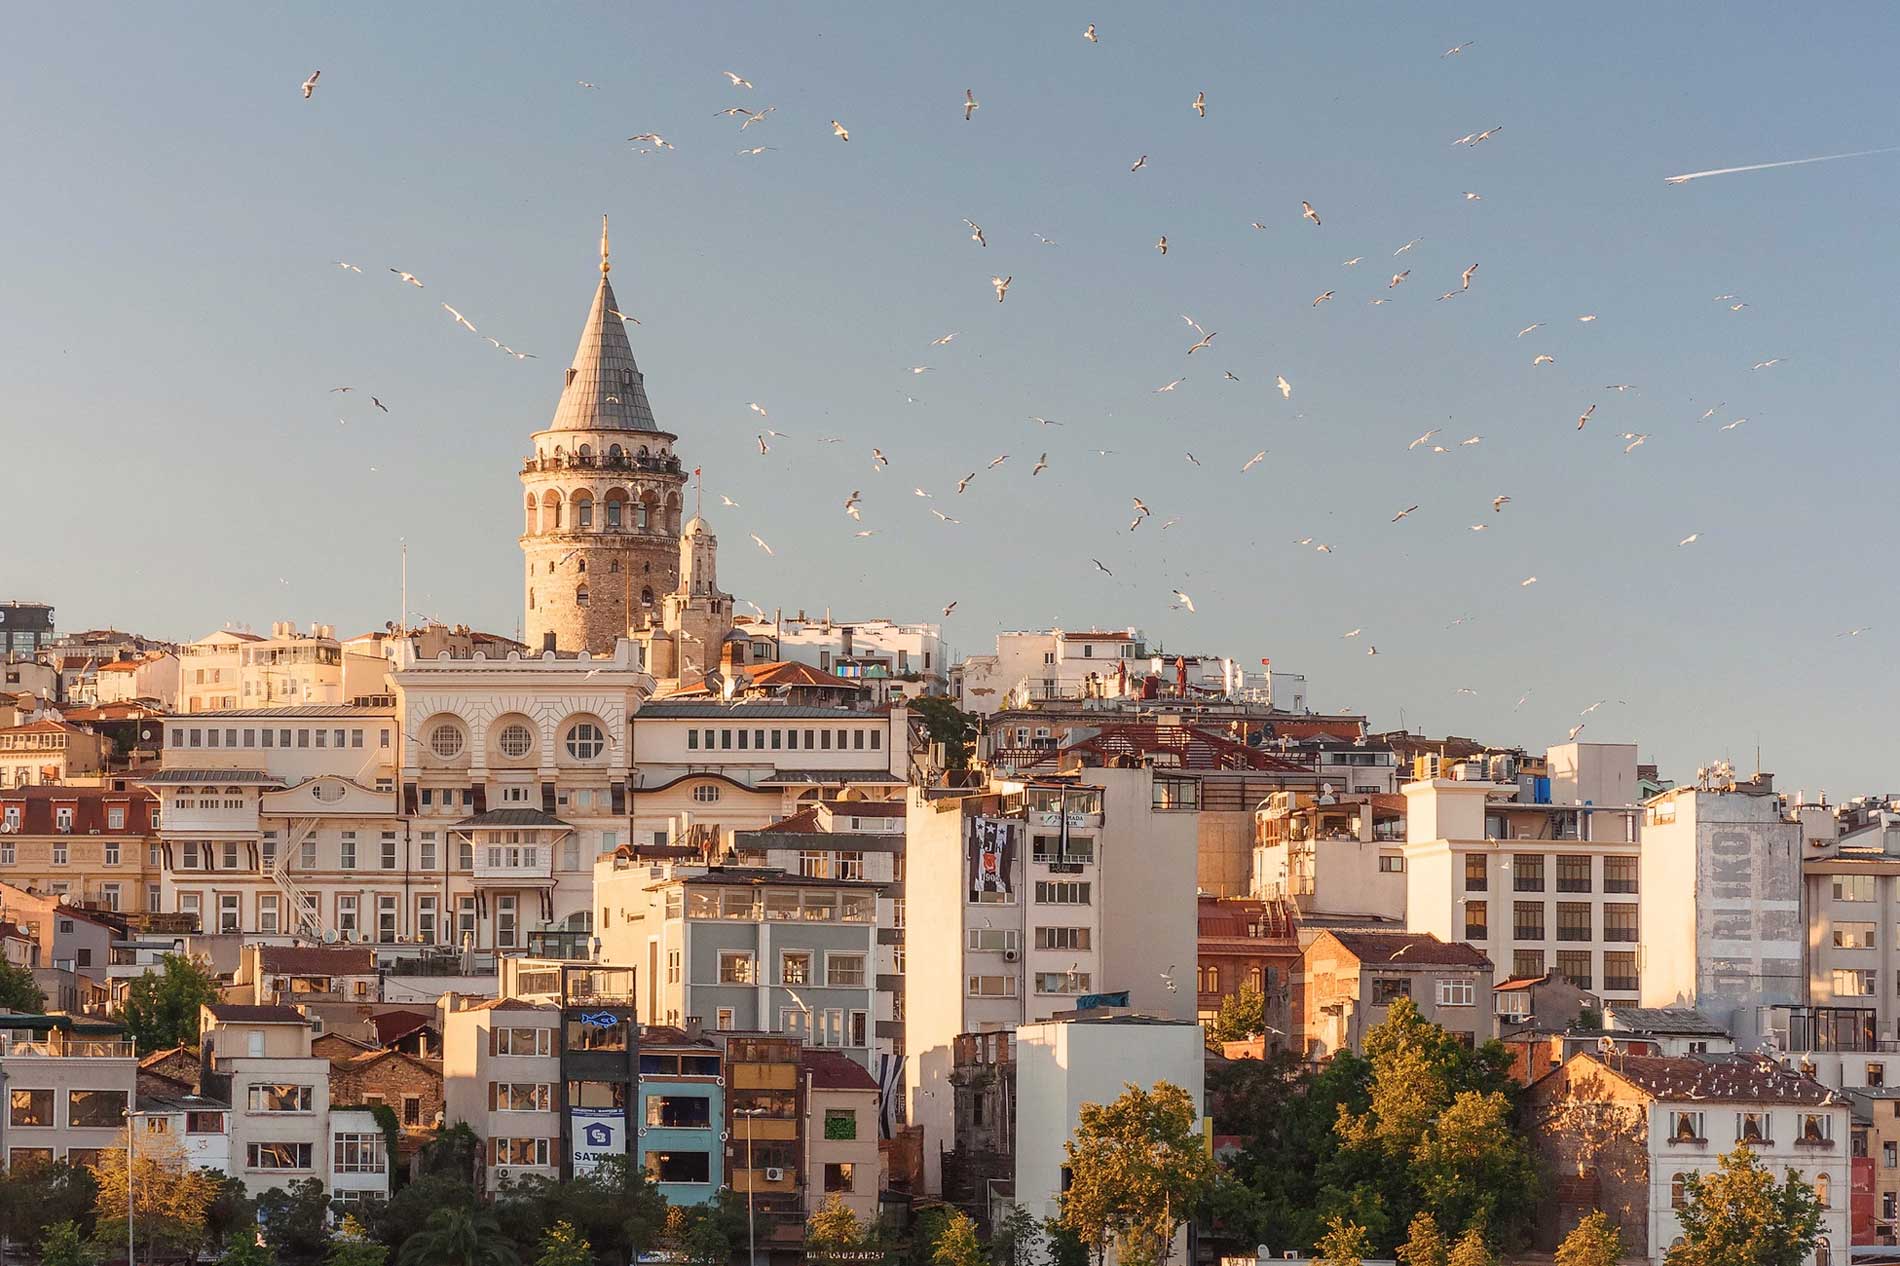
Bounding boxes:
1835 921 1878 949
967 975 1017 997
496 895 517 948
8 1089 51 1127
247 1142 314 1170
719 952 755 985
826 954 866 987
871 729 881 750
493 1027 553 1056
183 840 200 869
246 1084 314 1113
1834 874 1878 902
1833 968 1877 997
1513 854 1545 891
1556 902 1592 941
1669 1110 1705 1143
967 928 1019 953
416 896 437 944
1378 855 1405 873
333 1133 387 1174
337 895 358 936
1034 971 1090 994
1554 950 1592 991
1603 951 1638 993
377 895 398 943
1604 855 1638 893
1464 855 1487 892
300 838 317 869
835 851 864 881
107 807 126 831
825 1161 856 1192
339 835 356 869
381 836 397 869
1033 926 1092 951
488 1083 553 1112
780 951 812 985
419 835 437 870
1555 855 1591 892
1034 881 1091 905
1601 904 1638 943
1463 900 1488 940
222 840 239 870
1371 977 1411 1005
1513 901 1545 941
1436 979 1475 1007
258 894 279 935
1736 1111 1769 1143
219 893 240 933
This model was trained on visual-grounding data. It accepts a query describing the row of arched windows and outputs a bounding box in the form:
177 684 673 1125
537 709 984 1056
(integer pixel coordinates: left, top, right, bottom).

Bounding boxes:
526 489 681 536
529 581 655 611
1197 965 1265 994
421 713 609 764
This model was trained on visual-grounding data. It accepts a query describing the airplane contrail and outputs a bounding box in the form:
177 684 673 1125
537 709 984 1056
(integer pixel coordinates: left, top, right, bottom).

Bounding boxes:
1665 145 1900 185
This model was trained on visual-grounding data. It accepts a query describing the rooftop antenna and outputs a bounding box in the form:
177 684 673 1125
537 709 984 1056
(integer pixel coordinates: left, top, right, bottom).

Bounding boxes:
400 539 408 638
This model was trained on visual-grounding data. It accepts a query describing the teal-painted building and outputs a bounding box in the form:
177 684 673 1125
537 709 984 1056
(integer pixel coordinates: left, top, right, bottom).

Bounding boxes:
636 1026 724 1205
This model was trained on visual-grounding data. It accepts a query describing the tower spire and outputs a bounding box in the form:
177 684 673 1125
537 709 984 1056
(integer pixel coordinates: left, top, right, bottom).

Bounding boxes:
600 213 611 275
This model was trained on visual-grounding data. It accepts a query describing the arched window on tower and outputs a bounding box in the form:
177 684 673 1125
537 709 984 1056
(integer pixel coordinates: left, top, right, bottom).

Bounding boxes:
524 493 537 535
608 443 624 466
641 587 655 610
609 560 620 574
576 558 586 573
576 585 590 608
575 496 593 529
528 588 535 609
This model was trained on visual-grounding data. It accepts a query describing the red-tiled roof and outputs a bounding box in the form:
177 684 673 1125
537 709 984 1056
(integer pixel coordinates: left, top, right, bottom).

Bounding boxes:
371 1009 437 1045
96 661 142 675
1197 895 1298 941
803 1048 879 1090
1322 930 1492 968
749 660 862 689
1493 974 1549 993
758 807 822 834
205 1004 306 1024
0 719 80 736
465 996 558 1013
1574 1052 1845 1105
0 785 157 834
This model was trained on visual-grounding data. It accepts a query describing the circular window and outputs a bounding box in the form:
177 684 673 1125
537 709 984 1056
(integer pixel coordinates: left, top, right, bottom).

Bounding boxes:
565 722 605 760
429 724 465 758
497 724 534 758
311 782 344 803
693 784 721 804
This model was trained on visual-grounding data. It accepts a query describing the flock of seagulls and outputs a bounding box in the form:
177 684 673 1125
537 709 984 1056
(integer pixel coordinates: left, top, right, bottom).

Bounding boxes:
284 24 1885 754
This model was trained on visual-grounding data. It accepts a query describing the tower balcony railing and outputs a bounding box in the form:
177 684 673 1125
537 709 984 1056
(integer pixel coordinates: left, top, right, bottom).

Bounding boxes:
522 454 683 476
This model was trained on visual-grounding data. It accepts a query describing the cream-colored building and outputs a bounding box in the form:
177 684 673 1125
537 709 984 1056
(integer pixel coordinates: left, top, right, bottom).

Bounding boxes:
904 765 1198 1193
199 1002 335 1197
441 995 563 1192
803 1048 881 1223
93 652 178 706
1404 744 1644 1007
0 719 109 788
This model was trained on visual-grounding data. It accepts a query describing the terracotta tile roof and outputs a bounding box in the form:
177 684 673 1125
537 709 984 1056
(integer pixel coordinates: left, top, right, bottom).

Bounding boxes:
758 807 822 834
1493 974 1550 993
802 1048 879 1090
370 1009 437 1045
748 661 862 690
96 661 142 675
465 996 559 1013
1197 895 1298 941
1322 930 1492 968
0 719 80 736
1579 1052 1845 1105
257 945 376 976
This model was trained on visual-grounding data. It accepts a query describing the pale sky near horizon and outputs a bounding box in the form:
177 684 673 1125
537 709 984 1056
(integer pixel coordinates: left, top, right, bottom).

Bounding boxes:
4 3 1897 795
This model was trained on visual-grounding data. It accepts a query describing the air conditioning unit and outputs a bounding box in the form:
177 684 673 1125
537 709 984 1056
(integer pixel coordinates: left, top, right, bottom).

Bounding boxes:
763 1167 785 1183
1002 949 1020 963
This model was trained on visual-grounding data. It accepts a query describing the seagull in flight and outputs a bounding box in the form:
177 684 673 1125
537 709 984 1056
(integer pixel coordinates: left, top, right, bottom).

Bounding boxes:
1461 263 1479 290
1720 418 1748 431
964 89 979 121
1155 377 1186 393
1390 271 1410 288
1392 505 1420 522
1313 290 1336 307
724 71 753 88
1091 558 1113 576
749 533 774 556
371 397 388 413
1301 200 1321 226
1030 416 1062 427
1409 429 1440 450
301 70 321 99
390 270 423 287
843 491 862 518
1155 236 1168 255
1342 628 1363 639
963 219 986 247
1343 256 1364 266
1186 331 1216 354
442 304 476 332
931 509 960 524
991 275 1012 303
831 119 850 141
942 600 958 617
1276 375 1292 399
1752 357 1785 370
1242 450 1267 473
956 472 977 494
1838 626 1872 638
930 332 958 346
1533 355 1556 366
1192 91 1206 117
1394 238 1423 255
1032 453 1048 476
1678 532 1701 546
1084 22 1098 42
1130 154 1148 172
1173 589 1196 612
1516 322 1544 337
1621 433 1649 453
334 260 361 272
1441 40 1475 57
1577 404 1596 431
1568 722 1587 740
988 454 1009 468
720 495 741 508
1492 495 1511 512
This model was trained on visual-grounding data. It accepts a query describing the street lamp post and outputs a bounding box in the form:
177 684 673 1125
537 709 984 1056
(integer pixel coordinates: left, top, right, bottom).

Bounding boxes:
735 1107 765 1266
125 1109 150 1266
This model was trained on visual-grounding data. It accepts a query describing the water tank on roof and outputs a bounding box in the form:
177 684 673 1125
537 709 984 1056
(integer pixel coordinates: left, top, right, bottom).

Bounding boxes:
1533 775 1551 804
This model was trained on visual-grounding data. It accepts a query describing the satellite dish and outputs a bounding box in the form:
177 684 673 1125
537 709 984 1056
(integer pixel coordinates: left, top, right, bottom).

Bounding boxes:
1320 782 1334 796
1598 1035 1616 1055
322 929 338 944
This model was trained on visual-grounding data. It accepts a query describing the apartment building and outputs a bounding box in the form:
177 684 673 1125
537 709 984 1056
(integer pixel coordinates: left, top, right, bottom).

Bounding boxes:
802 1048 881 1224
0 1014 136 1169
1252 790 1407 920
137 1091 232 1173
0 719 109 787
636 1025 725 1205
1639 770 1804 1039
327 1105 392 1214
0 783 158 913
1404 746 1644 1008
1528 1051 1849 1265
904 766 1197 1193
197 1003 333 1197
174 623 376 715
762 613 949 696
442 996 562 1193
1299 930 1495 1057
1801 808 1900 1033
596 861 878 1065
724 1034 807 1261
1195 895 1300 1031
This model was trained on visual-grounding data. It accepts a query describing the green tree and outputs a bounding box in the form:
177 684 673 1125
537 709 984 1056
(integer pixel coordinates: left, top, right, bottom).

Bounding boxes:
1316 1215 1372 1266
398 1206 520 1266
1554 1211 1621 1266
992 1203 1044 1266
1061 1080 1214 1266
1409 1090 1538 1240
533 1220 592 1266
1666 1145 1824 1266
415 1122 484 1182
220 1226 275 1266
361 1173 476 1253
1396 1211 1450 1266
91 1130 219 1263
807 1193 867 1255
912 696 976 769
1041 1217 1090 1266
206 1174 257 1255
0 957 46 1012
1209 986 1268 1043
0 1160 97 1252
675 1193 747 1266
929 1210 985 1266
38 1220 101 1266
1446 1229 1493 1266
257 1177 335 1265
495 1156 665 1261
118 953 220 1054
327 1217 391 1266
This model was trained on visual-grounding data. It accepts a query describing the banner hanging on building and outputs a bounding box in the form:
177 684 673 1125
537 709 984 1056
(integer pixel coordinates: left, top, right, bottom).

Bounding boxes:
570 1107 625 1175
966 816 1016 901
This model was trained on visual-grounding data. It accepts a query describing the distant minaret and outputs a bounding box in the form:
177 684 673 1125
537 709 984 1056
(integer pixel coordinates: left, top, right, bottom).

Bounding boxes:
520 218 689 654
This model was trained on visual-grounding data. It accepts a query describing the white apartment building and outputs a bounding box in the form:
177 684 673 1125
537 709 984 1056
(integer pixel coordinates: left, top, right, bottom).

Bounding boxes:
1013 1016 1205 1264
442 996 564 1193
1404 745 1644 1007
174 624 384 715
327 1105 392 1214
1639 770 1804 1040
904 766 1197 1193
745 614 949 696
954 628 1147 714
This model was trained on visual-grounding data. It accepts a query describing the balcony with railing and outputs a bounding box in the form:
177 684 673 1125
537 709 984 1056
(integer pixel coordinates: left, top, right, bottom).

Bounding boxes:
0 1034 135 1058
473 842 554 884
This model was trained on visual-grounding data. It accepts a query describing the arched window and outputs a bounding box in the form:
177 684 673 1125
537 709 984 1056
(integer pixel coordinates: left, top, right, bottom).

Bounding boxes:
1206 966 1220 994
528 588 535 609
524 493 537 534
497 724 534 758
575 585 590 608
1195 967 1207 993
1816 1238 1832 1266
1815 1173 1830 1208
609 560 621 574
608 444 623 464
576 558 586 574
1671 1173 1689 1209
641 587 655 609
1247 966 1263 992
577 444 592 463
693 785 721 803
575 496 593 529
428 724 465 759
566 722 605 760
542 491 563 533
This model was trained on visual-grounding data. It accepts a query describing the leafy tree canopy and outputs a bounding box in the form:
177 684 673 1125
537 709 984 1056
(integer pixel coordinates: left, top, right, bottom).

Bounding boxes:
119 953 220 1055
1666 1146 1824 1266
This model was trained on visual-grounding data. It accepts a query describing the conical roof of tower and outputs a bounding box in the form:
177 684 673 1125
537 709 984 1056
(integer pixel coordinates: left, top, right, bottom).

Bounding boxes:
547 221 660 433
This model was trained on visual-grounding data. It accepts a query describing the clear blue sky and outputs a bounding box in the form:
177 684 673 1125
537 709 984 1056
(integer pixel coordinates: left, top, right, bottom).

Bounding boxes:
4 3 1896 795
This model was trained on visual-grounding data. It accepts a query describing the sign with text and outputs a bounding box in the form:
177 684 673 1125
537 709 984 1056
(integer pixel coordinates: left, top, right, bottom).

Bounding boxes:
570 1107 625 1175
